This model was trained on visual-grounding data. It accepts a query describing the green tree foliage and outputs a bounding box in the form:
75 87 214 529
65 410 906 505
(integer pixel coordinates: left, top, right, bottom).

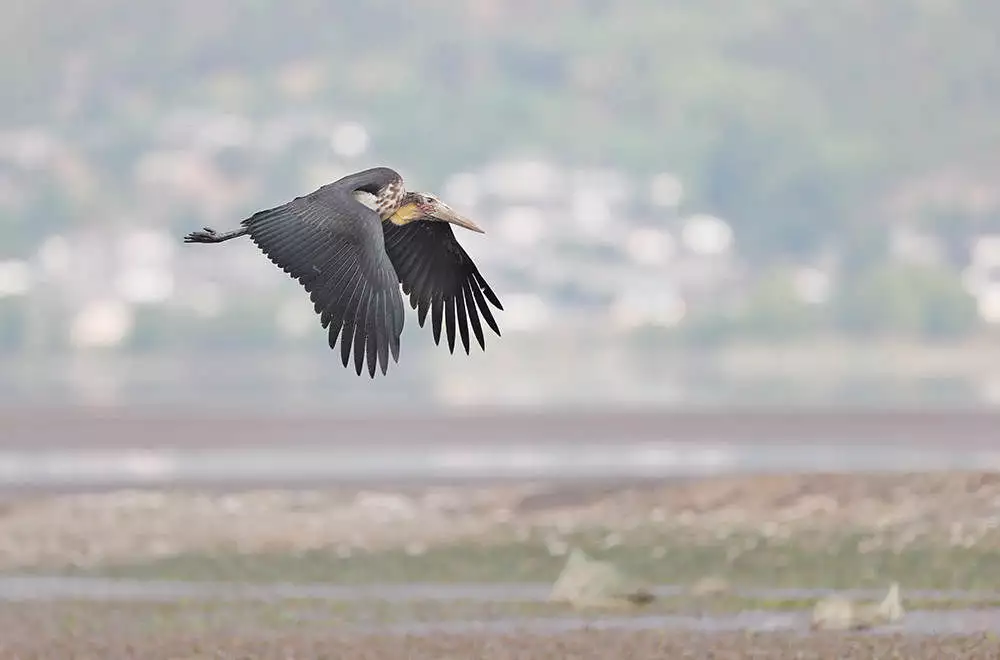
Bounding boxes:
737 269 823 341
697 119 850 264
677 268 823 345
834 263 980 340
3 0 996 191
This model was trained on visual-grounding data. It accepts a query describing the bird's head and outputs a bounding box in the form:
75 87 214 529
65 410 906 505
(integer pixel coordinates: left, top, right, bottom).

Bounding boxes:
390 192 485 234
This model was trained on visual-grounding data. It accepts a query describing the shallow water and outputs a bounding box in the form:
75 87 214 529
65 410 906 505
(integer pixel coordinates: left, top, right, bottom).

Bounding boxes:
360 609 1000 636
3 440 1000 490
1 577 998 604
1 576 1000 635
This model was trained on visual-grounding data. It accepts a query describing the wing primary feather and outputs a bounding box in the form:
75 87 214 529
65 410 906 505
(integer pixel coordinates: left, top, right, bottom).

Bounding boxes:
471 282 501 337
463 283 486 350
431 297 444 345
393 239 422 274
444 295 457 354
406 259 435 309
427 247 449 346
381 218 501 355
475 271 504 310
455 289 470 354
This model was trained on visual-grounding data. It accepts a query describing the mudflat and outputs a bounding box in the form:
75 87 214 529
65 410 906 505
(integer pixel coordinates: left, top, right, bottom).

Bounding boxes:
1 626 995 660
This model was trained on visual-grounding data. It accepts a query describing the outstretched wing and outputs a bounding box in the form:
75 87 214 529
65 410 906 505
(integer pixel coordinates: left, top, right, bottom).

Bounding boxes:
242 184 405 377
381 220 502 354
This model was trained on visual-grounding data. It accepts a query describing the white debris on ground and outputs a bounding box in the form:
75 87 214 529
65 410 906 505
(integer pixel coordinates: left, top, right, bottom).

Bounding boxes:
548 548 654 610
811 583 905 631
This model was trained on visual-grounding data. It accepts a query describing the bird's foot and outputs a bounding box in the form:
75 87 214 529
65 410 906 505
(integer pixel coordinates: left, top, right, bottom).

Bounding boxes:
184 227 221 243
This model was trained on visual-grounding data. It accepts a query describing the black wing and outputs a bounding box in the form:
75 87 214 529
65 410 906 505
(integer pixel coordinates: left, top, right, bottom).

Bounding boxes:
242 184 405 378
381 220 502 354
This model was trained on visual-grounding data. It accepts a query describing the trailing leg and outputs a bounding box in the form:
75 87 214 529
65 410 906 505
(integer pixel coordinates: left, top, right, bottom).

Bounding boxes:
183 226 248 244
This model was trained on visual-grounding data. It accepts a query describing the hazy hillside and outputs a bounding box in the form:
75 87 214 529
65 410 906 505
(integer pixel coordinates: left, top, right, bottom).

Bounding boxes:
4 0 999 247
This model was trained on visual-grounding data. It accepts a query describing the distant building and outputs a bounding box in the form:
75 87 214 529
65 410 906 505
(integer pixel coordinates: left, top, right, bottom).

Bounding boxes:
963 234 1000 324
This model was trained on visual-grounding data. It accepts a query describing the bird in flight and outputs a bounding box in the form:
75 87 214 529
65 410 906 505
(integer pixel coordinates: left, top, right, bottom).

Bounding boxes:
184 166 503 378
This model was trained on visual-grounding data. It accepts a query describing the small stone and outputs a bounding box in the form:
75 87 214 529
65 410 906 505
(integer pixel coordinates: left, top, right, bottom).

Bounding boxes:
549 547 655 610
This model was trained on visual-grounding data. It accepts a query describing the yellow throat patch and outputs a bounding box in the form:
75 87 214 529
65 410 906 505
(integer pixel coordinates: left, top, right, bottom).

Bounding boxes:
389 202 421 225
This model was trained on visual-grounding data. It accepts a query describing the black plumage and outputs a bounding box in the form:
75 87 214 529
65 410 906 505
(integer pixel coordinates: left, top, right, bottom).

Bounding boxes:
183 167 502 378
382 220 503 355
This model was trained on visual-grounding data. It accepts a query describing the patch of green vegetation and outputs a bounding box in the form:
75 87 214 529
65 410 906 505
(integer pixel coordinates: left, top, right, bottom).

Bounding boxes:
36 530 1000 592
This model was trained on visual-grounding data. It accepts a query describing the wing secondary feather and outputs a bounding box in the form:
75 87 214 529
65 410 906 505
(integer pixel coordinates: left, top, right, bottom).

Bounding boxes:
242 185 405 377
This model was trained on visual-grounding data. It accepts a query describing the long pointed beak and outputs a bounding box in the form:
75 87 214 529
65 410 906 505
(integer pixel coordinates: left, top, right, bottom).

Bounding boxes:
431 204 485 234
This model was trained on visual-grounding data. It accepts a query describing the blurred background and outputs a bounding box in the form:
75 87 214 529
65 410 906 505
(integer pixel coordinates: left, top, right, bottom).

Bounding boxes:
2 0 1000 417
4 6 1000 655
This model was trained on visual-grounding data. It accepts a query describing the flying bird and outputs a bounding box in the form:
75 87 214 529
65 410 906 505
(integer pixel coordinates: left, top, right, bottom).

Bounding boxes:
183 166 503 378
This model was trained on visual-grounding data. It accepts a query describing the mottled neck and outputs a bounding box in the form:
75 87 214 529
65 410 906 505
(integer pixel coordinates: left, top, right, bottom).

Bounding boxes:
375 179 405 219
352 178 405 220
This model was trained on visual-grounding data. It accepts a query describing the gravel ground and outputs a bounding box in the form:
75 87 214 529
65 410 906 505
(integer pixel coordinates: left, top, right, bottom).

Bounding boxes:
1 629 997 659
1 599 998 659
